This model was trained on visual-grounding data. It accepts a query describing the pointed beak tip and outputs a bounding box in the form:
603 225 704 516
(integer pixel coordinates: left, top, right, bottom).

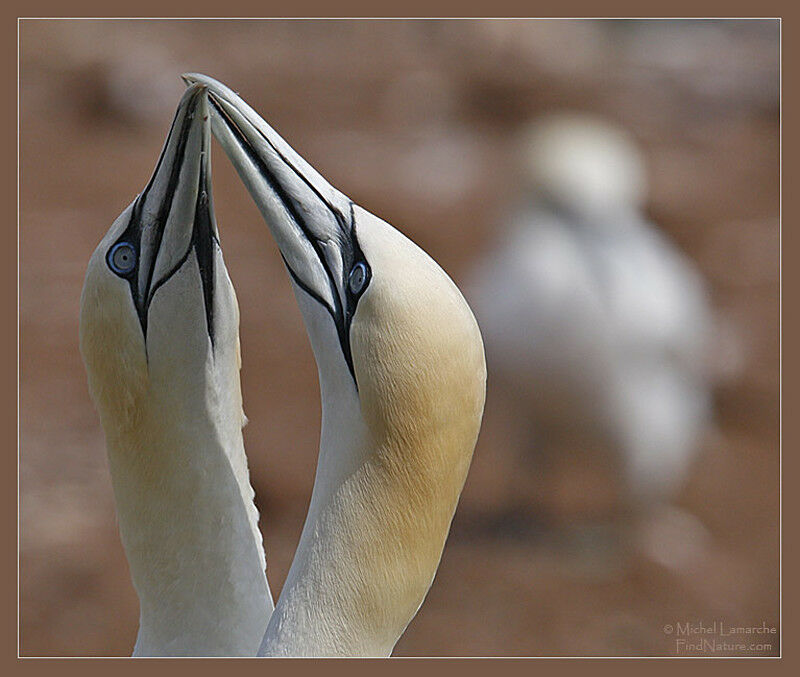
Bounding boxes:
184 81 207 95
181 73 218 91
176 81 206 110
175 83 210 127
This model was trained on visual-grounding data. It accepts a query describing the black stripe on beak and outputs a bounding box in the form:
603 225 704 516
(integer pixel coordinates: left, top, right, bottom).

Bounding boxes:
107 86 219 348
208 92 363 381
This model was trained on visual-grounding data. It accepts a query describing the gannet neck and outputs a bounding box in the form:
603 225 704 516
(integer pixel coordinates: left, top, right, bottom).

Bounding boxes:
108 418 268 657
259 210 486 657
83 253 272 656
257 286 380 656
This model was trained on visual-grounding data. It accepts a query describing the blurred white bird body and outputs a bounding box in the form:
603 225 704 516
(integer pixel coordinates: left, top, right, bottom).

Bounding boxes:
469 114 712 505
473 205 615 431
586 210 712 499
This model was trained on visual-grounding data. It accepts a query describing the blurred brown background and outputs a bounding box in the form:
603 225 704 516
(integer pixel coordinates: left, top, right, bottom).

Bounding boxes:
20 19 779 656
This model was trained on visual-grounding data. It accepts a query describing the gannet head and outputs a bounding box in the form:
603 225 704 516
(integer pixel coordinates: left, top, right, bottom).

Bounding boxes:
80 84 241 435
184 73 486 655
518 113 647 220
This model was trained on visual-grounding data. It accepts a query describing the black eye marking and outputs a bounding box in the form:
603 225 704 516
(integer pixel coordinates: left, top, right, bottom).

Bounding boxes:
210 95 369 385
348 261 369 295
104 136 217 352
107 242 137 276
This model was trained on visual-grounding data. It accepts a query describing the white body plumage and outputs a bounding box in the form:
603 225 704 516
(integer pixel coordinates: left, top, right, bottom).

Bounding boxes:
469 114 712 505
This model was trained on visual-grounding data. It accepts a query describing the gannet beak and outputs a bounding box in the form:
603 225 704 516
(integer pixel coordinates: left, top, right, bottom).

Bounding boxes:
111 83 218 340
181 73 359 339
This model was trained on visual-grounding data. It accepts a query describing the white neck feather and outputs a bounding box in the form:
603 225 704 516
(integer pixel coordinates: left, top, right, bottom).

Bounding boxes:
259 433 388 657
105 392 272 656
258 308 386 656
258 220 486 657
82 250 275 656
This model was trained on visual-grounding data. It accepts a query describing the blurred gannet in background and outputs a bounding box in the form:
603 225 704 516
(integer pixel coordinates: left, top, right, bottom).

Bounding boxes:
80 85 273 655
184 73 486 656
468 114 714 564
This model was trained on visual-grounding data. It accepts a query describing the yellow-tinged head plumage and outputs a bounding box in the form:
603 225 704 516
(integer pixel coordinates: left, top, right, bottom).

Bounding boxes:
353 208 485 519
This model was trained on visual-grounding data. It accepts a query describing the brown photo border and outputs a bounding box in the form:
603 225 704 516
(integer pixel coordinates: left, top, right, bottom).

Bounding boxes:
6 3 792 674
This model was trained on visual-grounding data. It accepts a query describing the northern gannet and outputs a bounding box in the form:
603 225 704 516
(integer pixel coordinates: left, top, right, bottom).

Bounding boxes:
468 114 713 518
79 84 273 656
183 73 487 657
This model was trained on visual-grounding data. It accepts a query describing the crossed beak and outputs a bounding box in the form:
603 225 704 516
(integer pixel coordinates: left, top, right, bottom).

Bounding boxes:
182 72 366 374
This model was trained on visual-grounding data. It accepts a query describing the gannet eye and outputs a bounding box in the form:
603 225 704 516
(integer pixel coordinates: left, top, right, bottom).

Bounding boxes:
108 242 137 275
348 262 369 295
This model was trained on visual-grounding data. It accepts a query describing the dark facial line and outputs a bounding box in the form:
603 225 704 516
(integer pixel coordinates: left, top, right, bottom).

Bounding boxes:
209 95 364 383
109 92 218 349
208 96 344 317
233 97 351 236
192 169 218 348
142 191 219 349
139 89 204 322
137 108 180 205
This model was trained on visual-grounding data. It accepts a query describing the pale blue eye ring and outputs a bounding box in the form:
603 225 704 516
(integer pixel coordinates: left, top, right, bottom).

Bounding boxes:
349 262 368 295
108 242 137 275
